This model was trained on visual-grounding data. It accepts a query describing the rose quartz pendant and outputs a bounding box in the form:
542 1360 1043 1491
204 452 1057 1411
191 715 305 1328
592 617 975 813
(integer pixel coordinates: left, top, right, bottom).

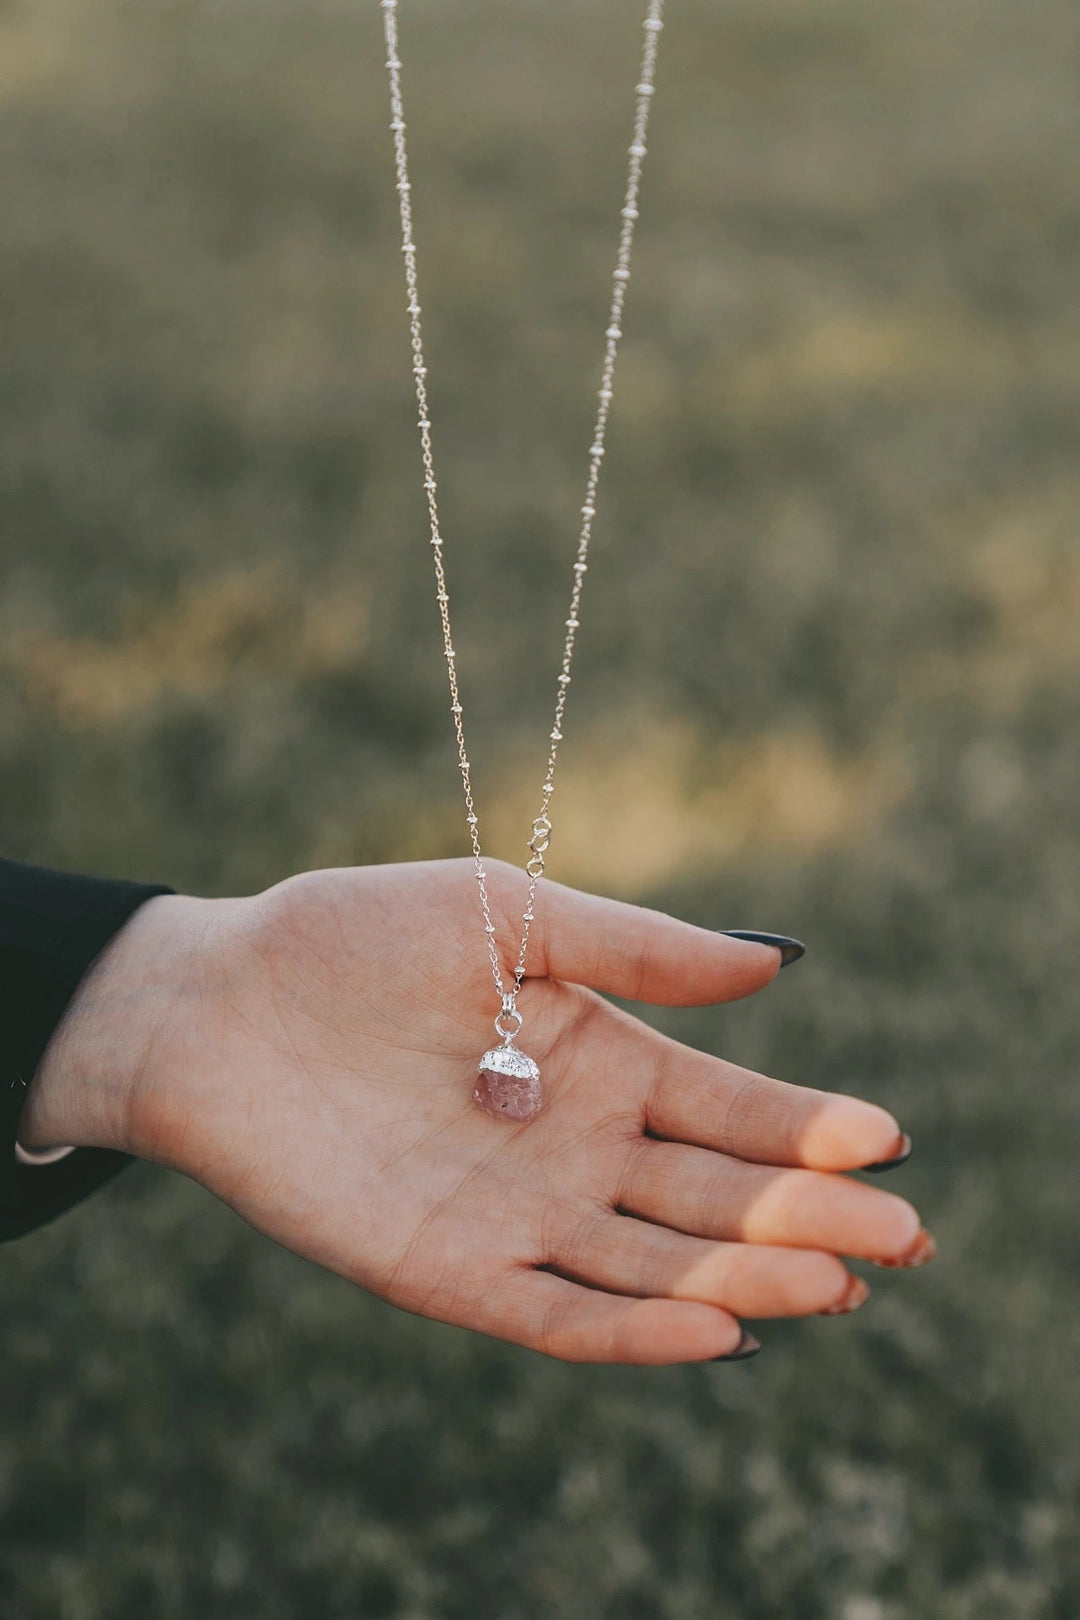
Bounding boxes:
474 1043 543 1122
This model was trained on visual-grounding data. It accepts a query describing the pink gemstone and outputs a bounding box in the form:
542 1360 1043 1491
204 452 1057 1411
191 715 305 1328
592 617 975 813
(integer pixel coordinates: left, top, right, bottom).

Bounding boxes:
474 1066 543 1122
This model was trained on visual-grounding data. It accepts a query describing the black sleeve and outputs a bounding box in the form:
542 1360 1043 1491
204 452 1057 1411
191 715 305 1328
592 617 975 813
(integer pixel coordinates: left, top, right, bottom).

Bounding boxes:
0 858 174 1243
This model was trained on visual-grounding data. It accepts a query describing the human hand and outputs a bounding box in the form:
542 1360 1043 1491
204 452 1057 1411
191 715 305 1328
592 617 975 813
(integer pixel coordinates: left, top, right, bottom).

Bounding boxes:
21 859 932 1364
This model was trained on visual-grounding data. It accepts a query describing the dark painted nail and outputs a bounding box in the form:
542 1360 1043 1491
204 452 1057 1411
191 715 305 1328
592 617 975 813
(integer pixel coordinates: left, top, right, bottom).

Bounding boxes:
863 1133 913 1174
711 1329 761 1362
819 1275 870 1316
873 1227 937 1270
721 930 805 968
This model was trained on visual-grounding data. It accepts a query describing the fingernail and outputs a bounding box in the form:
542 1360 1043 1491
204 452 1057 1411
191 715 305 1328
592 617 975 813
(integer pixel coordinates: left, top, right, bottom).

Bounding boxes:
874 1227 937 1270
710 1328 761 1362
721 930 805 968
819 1274 870 1316
863 1132 913 1174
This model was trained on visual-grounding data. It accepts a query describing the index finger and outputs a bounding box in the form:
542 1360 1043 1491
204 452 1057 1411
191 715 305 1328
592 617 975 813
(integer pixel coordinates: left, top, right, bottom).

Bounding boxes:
644 1034 907 1172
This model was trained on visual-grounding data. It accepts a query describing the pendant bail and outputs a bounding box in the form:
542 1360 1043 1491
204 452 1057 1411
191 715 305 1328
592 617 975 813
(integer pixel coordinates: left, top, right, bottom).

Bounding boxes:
494 992 523 1044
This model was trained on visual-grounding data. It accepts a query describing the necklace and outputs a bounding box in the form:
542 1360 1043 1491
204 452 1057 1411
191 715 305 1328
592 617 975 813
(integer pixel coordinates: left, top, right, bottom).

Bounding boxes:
380 0 666 1121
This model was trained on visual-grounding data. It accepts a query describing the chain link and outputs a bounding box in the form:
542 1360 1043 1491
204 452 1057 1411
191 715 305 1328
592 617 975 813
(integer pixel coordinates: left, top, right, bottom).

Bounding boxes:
380 0 666 1026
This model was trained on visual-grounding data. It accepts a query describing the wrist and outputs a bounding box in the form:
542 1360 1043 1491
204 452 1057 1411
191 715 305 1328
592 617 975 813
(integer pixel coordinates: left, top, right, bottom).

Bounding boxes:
17 892 222 1159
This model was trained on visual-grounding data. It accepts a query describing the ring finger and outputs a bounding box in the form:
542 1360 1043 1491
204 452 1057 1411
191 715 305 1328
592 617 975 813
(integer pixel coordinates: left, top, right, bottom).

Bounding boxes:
548 1212 865 1318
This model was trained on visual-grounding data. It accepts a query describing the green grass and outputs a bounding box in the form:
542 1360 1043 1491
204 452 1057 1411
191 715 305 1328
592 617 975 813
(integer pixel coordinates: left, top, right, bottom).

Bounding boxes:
2 0 1079 1614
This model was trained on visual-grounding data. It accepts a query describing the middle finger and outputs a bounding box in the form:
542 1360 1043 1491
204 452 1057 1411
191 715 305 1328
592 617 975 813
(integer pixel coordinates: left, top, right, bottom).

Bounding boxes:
619 1139 927 1263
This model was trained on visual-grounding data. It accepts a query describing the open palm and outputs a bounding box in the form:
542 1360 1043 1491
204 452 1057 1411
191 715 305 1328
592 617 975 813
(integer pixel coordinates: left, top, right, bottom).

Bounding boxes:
84 859 931 1363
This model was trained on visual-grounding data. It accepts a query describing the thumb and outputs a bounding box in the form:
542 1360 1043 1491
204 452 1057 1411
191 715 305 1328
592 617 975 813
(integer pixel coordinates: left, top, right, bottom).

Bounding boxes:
517 875 795 1006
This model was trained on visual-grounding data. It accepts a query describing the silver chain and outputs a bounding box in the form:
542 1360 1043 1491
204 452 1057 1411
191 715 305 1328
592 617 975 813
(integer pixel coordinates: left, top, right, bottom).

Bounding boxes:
380 0 666 1036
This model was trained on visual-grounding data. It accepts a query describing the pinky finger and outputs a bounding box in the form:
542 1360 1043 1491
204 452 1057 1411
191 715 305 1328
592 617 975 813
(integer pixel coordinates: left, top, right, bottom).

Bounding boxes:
490 1267 753 1365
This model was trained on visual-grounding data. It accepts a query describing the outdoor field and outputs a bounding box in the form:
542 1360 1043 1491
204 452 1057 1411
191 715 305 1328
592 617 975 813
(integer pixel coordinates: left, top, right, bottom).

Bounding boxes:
2 0 1079 1615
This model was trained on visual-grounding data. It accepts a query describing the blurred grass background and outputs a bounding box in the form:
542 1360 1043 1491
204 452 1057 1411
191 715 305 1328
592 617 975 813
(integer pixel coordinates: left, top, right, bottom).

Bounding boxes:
2 0 1079 1614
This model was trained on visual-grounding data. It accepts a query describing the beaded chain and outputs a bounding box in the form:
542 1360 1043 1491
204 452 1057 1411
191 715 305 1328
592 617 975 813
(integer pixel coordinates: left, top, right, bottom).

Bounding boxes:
379 0 666 1053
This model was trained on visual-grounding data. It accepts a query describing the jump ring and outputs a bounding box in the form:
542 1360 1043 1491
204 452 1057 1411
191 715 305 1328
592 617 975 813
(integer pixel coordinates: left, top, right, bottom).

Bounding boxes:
495 1008 524 1040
